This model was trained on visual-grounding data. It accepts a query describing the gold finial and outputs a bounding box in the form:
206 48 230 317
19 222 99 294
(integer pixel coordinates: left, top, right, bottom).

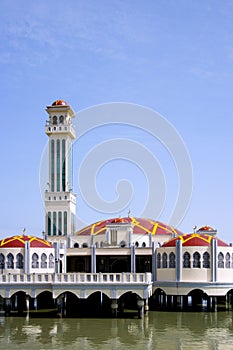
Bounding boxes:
128 209 131 217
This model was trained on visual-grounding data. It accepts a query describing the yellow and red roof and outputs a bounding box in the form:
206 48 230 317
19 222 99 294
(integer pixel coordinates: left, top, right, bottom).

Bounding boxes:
52 99 68 106
77 217 182 236
0 235 52 248
162 233 228 247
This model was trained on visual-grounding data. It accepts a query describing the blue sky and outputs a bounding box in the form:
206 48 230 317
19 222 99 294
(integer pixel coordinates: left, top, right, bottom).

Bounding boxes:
0 0 233 241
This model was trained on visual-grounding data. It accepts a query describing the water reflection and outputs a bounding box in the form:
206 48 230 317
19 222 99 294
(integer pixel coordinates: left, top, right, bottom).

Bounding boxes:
0 312 233 349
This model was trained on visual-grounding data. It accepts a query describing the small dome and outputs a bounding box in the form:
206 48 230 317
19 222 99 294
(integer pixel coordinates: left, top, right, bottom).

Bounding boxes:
162 233 228 247
0 235 52 248
77 217 183 236
52 99 68 106
197 225 215 232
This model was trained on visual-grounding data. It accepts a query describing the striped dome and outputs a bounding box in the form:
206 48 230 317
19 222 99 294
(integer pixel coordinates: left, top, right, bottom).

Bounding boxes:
76 217 183 236
51 99 68 106
0 235 52 248
162 233 228 247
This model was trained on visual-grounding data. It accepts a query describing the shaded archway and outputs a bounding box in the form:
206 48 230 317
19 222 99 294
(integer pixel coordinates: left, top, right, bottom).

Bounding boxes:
56 291 81 317
188 289 207 311
85 291 111 317
118 291 141 313
150 288 167 310
36 291 56 315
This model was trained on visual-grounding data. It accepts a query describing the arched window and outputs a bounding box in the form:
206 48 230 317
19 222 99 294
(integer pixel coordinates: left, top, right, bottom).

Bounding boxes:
162 252 167 268
59 115 64 124
41 253 47 268
95 242 99 248
142 242 146 248
53 116 57 125
0 253 5 269
74 242 79 248
49 253 54 268
16 253 23 269
203 252 210 268
183 252 190 268
157 253 161 268
169 252 176 268
226 252 230 268
218 252 224 268
32 253 39 268
7 253 14 269
82 243 88 248
193 251 201 268
100 241 104 248
135 241 139 248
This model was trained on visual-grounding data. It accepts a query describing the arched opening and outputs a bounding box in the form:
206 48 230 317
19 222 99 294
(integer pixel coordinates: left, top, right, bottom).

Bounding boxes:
37 291 55 315
218 252 224 268
16 253 24 269
193 251 201 268
7 253 14 269
56 292 80 317
0 253 5 270
41 253 47 268
118 291 141 314
150 288 167 310
86 291 111 317
203 252 210 268
162 253 167 268
32 253 39 268
169 252 176 268
11 291 28 314
188 289 207 311
183 251 190 268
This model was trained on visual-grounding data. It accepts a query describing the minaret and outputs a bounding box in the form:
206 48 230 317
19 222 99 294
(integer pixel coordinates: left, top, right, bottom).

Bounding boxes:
44 99 76 242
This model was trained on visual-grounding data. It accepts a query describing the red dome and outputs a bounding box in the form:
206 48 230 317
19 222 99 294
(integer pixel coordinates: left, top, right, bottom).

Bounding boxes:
197 225 215 232
77 217 183 236
162 233 228 247
0 235 53 248
52 99 68 106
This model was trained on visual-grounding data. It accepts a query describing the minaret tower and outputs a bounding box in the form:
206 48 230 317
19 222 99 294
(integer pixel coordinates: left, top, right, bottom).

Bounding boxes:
44 99 76 242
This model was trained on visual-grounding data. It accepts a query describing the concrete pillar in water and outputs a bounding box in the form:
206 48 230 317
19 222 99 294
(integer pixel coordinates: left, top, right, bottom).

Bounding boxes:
33 298 37 310
111 299 118 318
137 299 144 319
26 295 30 313
4 298 11 316
144 299 149 314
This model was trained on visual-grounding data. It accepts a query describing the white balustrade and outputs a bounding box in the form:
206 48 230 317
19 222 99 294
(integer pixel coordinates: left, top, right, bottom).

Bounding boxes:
0 272 152 284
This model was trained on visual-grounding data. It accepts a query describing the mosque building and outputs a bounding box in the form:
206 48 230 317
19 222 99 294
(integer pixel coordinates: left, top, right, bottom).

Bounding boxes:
0 99 233 317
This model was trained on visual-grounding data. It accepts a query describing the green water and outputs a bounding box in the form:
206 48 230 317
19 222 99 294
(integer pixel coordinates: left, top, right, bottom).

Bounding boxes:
0 311 233 349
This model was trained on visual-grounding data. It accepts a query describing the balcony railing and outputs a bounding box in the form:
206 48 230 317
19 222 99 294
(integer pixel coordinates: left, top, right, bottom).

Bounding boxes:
0 272 152 284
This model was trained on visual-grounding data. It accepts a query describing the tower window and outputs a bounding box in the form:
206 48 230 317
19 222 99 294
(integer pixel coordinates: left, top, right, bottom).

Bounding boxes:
193 251 201 268
7 253 14 269
203 252 210 268
162 253 167 268
59 115 64 124
157 253 161 268
53 212 57 235
218 252 224 268
53 116 57 125
169 252 176 268
0 253 5 269
183 252 190 268
64 211 67 235
32 253 39 268
41 253 47 268
16 253 24 269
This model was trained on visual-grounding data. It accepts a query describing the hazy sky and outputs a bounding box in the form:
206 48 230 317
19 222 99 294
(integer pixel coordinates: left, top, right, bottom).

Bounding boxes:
0 0 233 242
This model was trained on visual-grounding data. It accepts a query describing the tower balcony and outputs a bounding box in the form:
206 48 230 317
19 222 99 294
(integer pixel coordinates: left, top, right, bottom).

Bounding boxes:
45 124 75 139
